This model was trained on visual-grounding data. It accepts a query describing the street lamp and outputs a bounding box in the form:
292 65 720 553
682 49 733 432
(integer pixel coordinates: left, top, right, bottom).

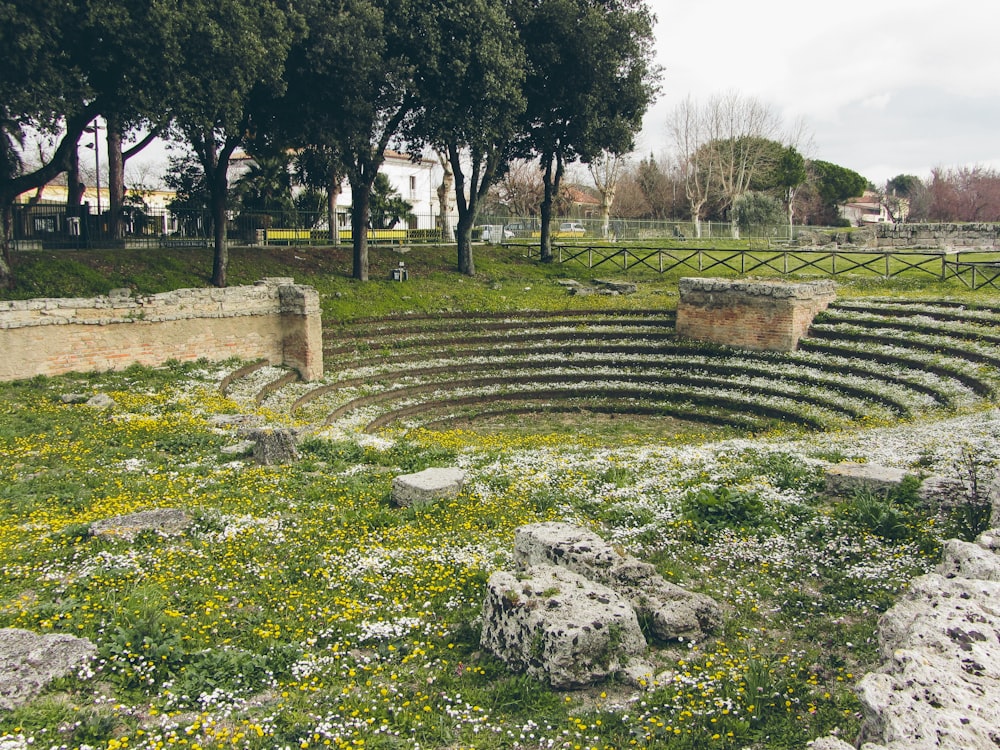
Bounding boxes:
83 120 103 215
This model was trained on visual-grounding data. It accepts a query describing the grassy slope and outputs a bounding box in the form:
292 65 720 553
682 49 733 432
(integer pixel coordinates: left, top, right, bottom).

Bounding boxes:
0 242 997 749
2 241 995 317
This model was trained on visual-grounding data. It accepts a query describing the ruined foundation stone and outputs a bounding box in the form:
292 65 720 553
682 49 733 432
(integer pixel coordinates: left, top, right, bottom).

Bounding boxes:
513 522 721 641
676 277 836 351
0 277 323 382
0 629 96 711
391 467 466 508
480 565 647 689
852 530 1000 749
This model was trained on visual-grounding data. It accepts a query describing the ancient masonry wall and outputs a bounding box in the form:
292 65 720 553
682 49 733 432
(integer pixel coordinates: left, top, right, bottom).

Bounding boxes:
675 277 837 352
0 277 323 382
873 222 999 249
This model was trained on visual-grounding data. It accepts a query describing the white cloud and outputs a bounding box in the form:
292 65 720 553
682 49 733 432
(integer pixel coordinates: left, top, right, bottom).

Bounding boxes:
638 0 1000 184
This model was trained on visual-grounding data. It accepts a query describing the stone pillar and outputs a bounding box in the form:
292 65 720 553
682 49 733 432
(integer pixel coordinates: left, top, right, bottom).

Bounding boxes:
676 277 837 352
258 278 324 382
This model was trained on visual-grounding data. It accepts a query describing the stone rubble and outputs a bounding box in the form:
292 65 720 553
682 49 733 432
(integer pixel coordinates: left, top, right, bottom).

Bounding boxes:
0 628 96 712
391 467 466 508
814 528 1000 750
481 522 721 689
89 508 192 541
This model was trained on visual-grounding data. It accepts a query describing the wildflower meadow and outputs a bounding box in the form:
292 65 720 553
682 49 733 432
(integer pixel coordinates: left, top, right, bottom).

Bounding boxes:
2 345 998 749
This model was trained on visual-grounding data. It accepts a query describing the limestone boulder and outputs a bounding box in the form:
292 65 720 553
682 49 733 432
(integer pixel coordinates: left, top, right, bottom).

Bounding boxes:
807 738 856 750
391 467 466 508
0 629 96 711
609 558 722 641
824 463 912 499
937 537 1000 582
480 565 647 689
241 427 300 465
857 648 1000 749
513 522 721 641
855 539 1000 750
89 508 191 541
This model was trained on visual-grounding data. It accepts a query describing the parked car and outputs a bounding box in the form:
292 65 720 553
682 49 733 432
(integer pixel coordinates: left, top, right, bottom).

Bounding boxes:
558 222 586 236
479 224 513 243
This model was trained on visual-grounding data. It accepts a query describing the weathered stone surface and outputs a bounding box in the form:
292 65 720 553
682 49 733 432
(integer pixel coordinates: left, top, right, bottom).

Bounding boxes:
391 467 466 508
937 536 1000 581
853 533 1000 750
609 558 722 641
824 463 911 498
0 279 323 382
0 628 96 711
90 508 191 541
676 277 836 352
593 279 638 294
85 393 115 409
807 737 856 750
480 565 647 689
513 522 721 641
243 427 300 465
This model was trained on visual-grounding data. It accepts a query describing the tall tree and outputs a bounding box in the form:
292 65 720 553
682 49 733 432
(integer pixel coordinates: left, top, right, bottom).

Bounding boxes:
808 160 868 226
773 145 807 236
162 0 297 286
704 92 782 238
295 146 346 243
588 151 626 239
276 0 423 281
412 0 526 276
669 96 714 237
515 0 659 261
0 0 97 287
82 0 167 241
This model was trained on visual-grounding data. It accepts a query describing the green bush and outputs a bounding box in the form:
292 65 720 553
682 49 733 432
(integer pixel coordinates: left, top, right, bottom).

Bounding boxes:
682 486 768 530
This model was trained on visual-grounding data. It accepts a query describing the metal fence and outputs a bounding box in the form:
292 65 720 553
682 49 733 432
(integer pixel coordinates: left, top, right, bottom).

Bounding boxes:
9 202 796 251
521 244 1000 290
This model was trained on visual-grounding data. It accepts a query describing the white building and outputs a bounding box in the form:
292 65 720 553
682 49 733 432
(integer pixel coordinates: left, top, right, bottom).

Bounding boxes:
334 150 451 232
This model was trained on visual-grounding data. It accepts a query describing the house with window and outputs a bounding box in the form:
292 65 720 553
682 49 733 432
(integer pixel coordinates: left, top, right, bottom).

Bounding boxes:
840 191 892 225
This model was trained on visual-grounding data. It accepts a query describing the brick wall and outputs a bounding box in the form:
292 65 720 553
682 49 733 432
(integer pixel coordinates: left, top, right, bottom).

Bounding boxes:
0 277 323 382
676 277 836 352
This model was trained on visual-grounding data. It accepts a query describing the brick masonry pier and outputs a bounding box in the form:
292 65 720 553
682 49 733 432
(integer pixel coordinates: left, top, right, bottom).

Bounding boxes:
0 277 323 382
675 277 837 351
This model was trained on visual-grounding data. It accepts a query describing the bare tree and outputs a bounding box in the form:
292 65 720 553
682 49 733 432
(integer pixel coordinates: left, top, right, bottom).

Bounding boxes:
494 159 544 219
588 150 625 239
705 91 781 238
668 95 714 238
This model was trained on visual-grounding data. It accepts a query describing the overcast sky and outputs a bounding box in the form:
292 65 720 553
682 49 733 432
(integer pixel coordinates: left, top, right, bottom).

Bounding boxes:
635 0 1000 185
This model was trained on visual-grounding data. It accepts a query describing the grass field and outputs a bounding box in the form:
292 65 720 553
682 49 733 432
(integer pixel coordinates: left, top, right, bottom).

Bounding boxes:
0 242 998 749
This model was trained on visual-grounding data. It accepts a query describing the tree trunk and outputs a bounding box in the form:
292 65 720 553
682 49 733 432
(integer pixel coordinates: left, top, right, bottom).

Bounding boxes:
0 202 14 289
66 148 84 208
327 175 340 245
210 188 228 287
600 194 612 240
690 206 703 239
106 114 125 241
349 173 371 281
437 151 454 243
456 211 475 276
540 152 566 263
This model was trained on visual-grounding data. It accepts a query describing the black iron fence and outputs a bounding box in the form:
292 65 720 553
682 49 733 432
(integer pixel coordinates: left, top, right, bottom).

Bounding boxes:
524 244 1000 290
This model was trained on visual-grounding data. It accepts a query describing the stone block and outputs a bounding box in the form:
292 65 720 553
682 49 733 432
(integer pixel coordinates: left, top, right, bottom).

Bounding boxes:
824 463 912 498
513 522 721 641
90 508 192 541
0 629 97 711
480 565 647 689
391 467 466 508
676 276 836 351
